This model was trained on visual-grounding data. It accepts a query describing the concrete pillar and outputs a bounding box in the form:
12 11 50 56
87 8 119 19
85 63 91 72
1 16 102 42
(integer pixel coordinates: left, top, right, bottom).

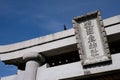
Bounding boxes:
23 52 45 80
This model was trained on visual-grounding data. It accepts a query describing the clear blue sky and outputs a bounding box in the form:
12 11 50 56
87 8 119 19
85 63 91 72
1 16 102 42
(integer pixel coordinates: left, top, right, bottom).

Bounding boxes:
0 0 120 78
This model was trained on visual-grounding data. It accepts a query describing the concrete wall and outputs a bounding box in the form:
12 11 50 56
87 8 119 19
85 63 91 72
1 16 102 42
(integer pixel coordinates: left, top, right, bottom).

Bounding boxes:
36 62 84 80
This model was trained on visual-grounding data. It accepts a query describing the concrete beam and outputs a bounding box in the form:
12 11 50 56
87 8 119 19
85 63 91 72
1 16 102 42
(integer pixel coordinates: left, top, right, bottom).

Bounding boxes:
0 15 120 62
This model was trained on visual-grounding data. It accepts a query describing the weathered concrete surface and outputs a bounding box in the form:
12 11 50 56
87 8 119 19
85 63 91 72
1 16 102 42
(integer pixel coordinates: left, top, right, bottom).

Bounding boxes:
2 53 120 80
36 53 120 80
0 15 120 80
23 61 39 80
0 15 120 62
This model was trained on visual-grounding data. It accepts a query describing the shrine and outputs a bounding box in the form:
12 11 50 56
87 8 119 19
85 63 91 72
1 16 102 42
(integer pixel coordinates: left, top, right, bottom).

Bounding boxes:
0 11 120 80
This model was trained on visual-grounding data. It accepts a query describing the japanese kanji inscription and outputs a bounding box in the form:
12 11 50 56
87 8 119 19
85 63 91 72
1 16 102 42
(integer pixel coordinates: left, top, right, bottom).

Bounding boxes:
73 11 111 65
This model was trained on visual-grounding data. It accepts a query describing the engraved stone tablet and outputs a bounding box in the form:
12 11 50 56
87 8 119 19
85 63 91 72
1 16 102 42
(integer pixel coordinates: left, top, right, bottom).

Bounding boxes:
73 11 111 65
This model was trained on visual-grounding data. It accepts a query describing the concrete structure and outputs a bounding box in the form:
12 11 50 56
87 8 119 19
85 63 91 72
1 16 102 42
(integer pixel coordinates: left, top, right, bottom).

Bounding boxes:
0 11 120 80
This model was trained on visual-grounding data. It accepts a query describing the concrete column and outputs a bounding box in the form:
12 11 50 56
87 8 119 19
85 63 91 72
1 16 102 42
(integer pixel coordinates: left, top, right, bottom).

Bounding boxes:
23 52 45 80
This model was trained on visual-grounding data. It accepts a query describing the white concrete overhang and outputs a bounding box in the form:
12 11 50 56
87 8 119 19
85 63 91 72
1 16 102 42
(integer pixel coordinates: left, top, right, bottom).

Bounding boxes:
0 29 77 63
0 15 120 62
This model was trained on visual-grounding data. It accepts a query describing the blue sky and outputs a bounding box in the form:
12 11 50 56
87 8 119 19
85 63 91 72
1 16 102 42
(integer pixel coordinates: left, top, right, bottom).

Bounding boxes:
0 0 120 78
0 61 17 78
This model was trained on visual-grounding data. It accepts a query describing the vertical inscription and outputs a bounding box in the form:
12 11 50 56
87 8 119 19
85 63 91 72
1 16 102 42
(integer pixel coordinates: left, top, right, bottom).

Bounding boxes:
84 21 99 57
73 11 111 65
